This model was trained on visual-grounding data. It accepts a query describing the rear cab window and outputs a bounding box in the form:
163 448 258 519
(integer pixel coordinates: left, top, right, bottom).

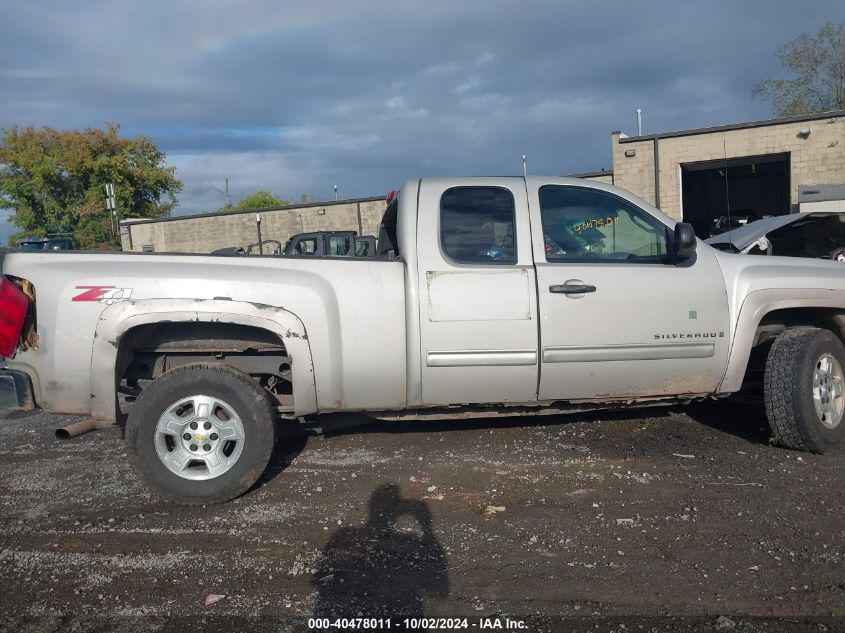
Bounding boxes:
440 187 516 265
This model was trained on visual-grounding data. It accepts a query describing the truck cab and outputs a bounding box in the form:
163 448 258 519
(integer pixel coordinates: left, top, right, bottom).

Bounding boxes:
383 177 729 408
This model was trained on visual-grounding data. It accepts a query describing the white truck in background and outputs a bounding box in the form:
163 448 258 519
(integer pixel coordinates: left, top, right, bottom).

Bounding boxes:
1 176 844 504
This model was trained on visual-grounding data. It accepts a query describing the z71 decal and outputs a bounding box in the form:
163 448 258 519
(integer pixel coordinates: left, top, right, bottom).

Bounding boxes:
72 285 133 304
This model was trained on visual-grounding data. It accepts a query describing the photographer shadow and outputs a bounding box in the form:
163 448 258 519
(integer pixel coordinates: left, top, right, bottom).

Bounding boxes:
313 483 449 619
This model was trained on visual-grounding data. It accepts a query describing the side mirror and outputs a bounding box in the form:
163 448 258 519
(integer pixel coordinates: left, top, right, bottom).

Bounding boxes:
672 222 697 262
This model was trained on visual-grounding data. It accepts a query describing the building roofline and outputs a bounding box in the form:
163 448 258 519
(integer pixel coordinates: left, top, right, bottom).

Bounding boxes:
120 195 387 226
618 109 845 144
567 169 614 178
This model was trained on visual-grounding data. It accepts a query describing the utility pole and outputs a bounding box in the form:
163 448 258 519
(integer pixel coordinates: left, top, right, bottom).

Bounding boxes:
224 178 231 208
105 183 117 235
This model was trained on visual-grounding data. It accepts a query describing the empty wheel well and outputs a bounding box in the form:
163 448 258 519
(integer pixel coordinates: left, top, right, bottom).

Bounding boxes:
754 308 845 347
746 308 845 377
116 322 293 411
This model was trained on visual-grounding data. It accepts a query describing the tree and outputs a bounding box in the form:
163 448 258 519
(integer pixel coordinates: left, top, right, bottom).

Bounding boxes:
233 190 290 210
0 123 181 248
753 21 845 116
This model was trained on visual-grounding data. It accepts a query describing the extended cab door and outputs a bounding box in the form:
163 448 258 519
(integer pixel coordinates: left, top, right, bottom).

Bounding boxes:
416 178 539 405
528 179 730 400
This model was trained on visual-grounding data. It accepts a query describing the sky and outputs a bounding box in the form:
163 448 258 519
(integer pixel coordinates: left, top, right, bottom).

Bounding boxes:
0 1 841 244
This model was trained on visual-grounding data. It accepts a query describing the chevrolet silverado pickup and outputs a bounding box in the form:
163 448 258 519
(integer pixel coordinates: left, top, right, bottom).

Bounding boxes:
1 177 844 504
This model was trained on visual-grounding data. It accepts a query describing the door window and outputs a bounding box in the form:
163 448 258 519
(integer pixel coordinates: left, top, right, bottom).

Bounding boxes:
539 186 667 263
440 187 516 264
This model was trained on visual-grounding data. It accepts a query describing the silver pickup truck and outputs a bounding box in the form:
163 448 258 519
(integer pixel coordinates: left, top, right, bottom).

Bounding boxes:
2 177 844 504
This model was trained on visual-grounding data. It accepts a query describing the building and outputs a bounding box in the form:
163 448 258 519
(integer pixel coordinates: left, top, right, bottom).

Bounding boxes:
120 196 387 254
579 110 845 237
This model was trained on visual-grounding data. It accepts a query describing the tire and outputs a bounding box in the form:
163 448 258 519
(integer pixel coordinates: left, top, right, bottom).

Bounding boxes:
764 327 845 453
830 247 845 262
126 363 277 504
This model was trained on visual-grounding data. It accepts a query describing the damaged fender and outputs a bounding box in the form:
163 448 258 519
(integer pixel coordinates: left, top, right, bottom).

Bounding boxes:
89 298 317 421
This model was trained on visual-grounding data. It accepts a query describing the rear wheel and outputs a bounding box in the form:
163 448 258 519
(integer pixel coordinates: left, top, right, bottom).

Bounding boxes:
764 327 845 453
126 363 277 504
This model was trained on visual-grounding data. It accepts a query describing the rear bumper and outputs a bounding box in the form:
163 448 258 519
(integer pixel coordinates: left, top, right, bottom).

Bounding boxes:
0 366 34 409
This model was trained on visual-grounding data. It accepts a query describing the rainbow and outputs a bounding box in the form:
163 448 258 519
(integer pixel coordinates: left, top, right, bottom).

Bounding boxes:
193 10 347 54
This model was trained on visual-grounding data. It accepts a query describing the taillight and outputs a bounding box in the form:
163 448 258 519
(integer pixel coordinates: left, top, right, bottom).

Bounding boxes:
0 278 29 357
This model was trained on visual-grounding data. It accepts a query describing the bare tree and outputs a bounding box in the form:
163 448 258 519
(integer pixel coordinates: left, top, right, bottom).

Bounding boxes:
753 21 845 116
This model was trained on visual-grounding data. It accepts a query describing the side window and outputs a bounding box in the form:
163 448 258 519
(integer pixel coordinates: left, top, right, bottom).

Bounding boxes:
328 235 352 256
440 187 516 264
539 186 668 263
355 239 371 257
292 238 318 256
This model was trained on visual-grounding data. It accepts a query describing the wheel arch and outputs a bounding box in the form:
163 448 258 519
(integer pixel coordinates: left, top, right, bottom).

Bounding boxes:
90 298 317 421
719 288 845 393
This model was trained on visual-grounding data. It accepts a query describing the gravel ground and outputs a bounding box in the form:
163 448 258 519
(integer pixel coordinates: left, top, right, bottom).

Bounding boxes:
0 400 843 632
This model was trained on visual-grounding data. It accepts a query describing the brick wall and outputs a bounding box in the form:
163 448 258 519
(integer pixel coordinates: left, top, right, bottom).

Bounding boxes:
612 113 845 220
122 198 386 253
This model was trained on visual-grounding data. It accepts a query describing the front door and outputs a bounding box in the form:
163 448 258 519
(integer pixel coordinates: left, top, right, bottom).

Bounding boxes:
417 178 539 405
528 180 730 400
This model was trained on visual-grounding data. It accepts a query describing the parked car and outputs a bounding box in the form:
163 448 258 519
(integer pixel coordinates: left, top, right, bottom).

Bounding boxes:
282 231 376 258
211 233 376 258
2 177 845 505
706 212 845 260
17 234 78 251
210 240 283 256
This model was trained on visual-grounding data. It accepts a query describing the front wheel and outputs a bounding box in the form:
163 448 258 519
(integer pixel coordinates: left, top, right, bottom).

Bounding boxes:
764 327 845 453
126 363 277 504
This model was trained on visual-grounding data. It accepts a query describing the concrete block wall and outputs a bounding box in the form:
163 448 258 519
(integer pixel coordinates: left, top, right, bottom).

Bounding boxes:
612 132 656 210
122 197 386 253
358 200 389 235
612 112 845 221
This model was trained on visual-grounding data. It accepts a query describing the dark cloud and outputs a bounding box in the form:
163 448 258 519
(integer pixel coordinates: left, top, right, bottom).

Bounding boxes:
1 1 840 218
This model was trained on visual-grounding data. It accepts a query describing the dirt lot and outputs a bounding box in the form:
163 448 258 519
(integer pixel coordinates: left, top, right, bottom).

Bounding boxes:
0 399 843 632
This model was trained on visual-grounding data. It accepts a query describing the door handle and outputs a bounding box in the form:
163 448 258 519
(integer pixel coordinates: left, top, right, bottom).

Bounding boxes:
549 283 597 294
